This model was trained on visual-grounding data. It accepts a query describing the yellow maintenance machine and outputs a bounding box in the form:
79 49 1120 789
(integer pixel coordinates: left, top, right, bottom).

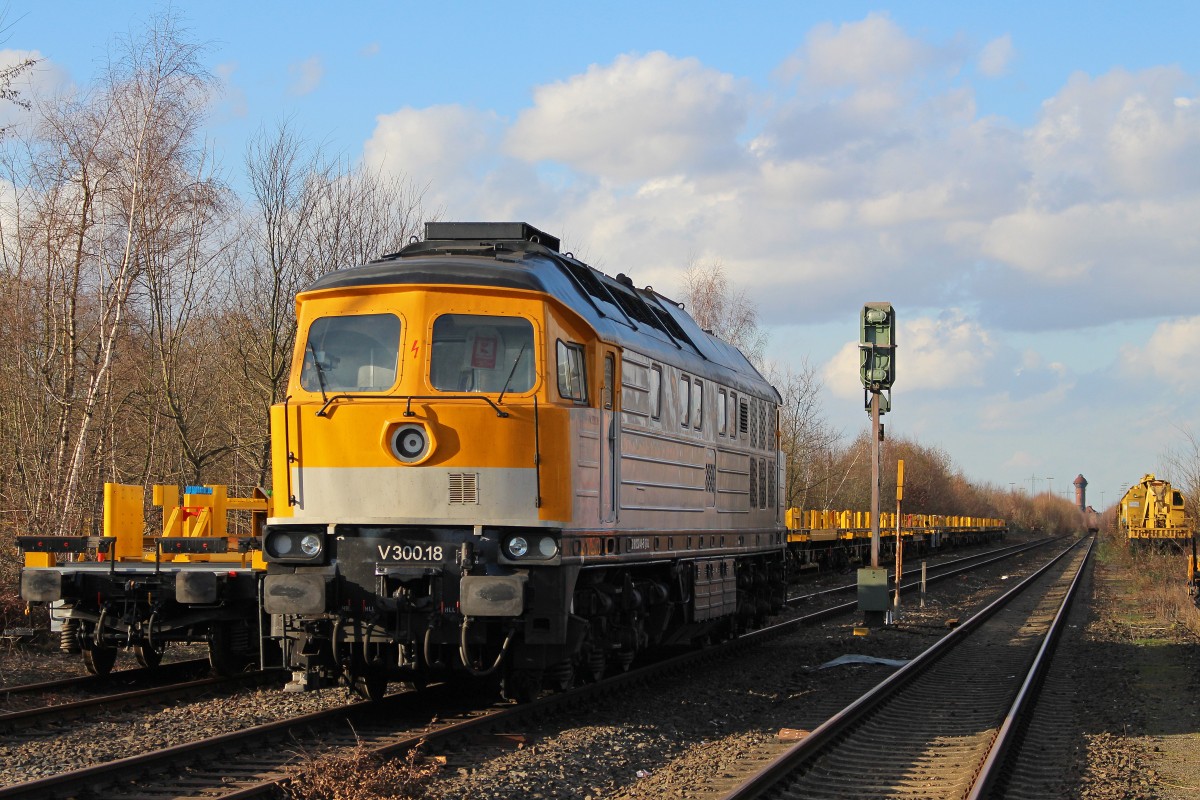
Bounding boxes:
1117 474 1193 548
18 484 271 675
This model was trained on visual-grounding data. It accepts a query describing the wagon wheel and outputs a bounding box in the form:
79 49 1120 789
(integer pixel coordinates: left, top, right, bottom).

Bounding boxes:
349 668 389 702
134 641 166 668
82 644 117 676
208 622 250 676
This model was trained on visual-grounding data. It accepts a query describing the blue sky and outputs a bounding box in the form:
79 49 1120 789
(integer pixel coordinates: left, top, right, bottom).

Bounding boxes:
6 1 1200 509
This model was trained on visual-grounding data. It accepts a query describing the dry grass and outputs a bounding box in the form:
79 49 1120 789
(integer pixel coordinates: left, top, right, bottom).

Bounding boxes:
279 740 443 800
1095 529 1200 640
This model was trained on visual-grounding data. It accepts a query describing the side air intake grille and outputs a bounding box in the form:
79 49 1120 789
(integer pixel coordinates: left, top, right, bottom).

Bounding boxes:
449 473 479 505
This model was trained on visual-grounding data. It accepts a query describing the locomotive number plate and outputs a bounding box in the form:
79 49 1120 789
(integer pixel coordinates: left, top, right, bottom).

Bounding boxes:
376 544 447 564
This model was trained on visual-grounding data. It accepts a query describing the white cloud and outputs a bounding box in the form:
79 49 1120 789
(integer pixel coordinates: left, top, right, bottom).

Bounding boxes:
505 51 750 182
360 21 1200 339
1027 67 1200 199
901 311 997 390
978 35 1015 78
363 105 505 210
977 196 1200 326
1119 316 1200 391
779 13 936 88
0 49 70 131
348 14 1200 497
288 56 323 96
822 311 995 402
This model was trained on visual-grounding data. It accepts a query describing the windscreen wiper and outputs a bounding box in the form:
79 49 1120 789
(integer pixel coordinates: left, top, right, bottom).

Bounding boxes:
496 343 529 406
307 341 329 405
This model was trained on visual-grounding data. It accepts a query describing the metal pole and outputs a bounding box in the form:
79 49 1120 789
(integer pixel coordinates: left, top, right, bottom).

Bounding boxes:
870 391 881 569
920 561 927 608
894 459 904 613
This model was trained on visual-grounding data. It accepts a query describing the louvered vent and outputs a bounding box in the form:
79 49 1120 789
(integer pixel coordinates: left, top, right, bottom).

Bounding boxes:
759 459 768 508
448 473 479 504
767 458 777 509
749 460 758 509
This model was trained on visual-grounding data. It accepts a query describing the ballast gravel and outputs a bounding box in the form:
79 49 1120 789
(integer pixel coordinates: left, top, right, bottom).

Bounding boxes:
3 534 1194 800
431 546 1051 800
0 652 352 787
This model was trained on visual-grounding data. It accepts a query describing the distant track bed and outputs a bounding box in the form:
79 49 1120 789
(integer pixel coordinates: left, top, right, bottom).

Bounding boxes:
718 536 1093 800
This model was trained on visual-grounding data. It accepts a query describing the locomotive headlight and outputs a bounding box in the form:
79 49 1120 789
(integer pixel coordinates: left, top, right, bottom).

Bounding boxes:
390 423 432 464
263 528 325 563
505 535 529 559
499 533 559 562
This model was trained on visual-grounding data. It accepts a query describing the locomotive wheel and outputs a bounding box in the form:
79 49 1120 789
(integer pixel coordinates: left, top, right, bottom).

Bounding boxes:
501 668 542 704
82 645 117 676
134 642 166 668
584 647 606 682
546 660 575 692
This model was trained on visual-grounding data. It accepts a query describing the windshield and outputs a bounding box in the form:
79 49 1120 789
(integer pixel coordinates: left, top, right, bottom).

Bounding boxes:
430 314 535 393
300 313 401 392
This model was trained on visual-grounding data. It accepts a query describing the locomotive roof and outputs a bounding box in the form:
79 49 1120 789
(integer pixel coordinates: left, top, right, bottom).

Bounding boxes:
302 223 779 401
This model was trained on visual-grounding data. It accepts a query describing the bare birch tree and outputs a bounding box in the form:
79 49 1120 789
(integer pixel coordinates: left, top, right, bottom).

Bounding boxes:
774 360 841 510
53 16 217 534
1163 426 1200 523
0 15 217 536
230 122 434 485
137 142 233 485
681 259 767 368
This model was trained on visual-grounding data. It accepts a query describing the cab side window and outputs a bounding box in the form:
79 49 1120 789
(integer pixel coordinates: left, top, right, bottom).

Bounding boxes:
650 365 663 420
557 341 587 403
718 389 727 436
679 375 691 427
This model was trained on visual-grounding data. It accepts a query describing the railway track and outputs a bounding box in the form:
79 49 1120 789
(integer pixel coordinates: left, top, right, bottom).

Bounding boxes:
0 658 211 707
716 535 1094 800
0 667 281 735
786 537 1056 606
0 533 1056 799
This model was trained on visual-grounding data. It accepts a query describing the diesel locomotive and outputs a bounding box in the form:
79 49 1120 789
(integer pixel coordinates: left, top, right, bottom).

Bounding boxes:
262 222 787 700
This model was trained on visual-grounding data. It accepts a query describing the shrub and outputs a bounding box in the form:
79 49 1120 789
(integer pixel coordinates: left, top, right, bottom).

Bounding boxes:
280 741 442 800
